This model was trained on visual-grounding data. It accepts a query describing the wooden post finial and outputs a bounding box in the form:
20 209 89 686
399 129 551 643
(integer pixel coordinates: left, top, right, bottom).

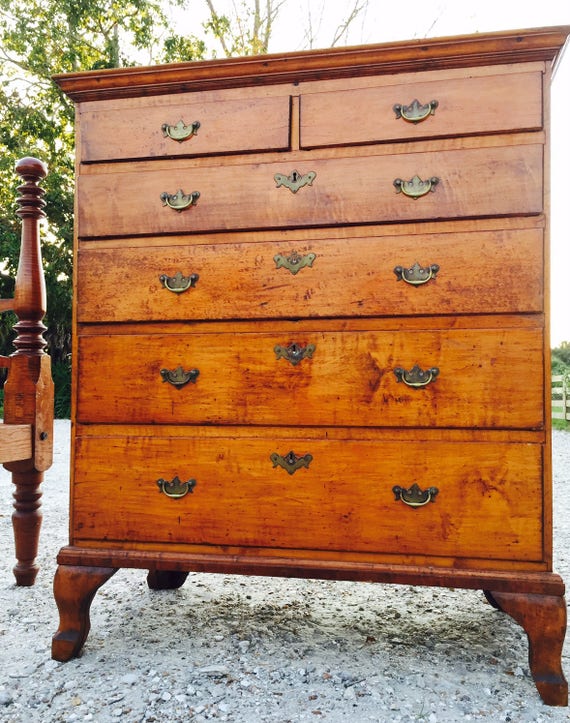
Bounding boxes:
12 156 48 355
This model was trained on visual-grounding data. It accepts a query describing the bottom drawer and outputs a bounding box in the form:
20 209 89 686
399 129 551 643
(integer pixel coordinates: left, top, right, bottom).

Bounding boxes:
72 433 543 563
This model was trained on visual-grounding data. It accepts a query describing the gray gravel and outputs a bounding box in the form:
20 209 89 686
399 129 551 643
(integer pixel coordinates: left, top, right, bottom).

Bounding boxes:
1 420 569 722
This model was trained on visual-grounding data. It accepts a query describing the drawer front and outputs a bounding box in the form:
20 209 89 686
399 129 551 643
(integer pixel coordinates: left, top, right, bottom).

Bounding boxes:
76 326 543 429
300 70 543 148
79 95 292 162
77 144 543 238
71 434 543 562
76 227 543 322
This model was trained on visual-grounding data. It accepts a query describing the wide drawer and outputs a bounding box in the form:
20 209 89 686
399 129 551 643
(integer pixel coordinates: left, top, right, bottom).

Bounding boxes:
71 433 543 562
300 70 543 148
76 226 543 322
77 144 543 238
76 325 544 429
79 94 292 162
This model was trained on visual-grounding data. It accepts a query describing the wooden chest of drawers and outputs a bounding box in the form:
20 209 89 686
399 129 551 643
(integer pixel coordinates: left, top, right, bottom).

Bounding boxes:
52 27 569 705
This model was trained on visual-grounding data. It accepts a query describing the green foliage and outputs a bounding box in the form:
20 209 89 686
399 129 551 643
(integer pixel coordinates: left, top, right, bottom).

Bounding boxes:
552 344 570 371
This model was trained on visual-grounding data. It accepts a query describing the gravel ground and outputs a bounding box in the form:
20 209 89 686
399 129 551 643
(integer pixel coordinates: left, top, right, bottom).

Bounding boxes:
0 420 569 722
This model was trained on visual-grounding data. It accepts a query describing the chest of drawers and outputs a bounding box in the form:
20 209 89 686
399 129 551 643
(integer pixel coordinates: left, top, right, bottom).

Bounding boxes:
52 26 569 705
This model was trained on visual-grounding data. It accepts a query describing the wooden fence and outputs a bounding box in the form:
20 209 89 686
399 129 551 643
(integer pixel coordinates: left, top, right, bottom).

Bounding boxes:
552 374 570 421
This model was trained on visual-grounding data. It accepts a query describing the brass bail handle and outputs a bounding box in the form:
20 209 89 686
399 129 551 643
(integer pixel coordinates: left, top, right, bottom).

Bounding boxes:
393 99 438 123
159 271 199 294
162 119 201 142
394 365 439 388
157 476 197 499
160 366 200 388
393 483 439 507
394 262 440 286
161 189 200 212
393 175 439 199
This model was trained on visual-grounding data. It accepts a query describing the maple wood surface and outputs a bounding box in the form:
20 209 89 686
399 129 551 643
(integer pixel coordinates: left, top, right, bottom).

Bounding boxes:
75 325 543 429
70 433 543 562
76 143 543 238
299 69 543 149
76 225 543 323
80 94 291 162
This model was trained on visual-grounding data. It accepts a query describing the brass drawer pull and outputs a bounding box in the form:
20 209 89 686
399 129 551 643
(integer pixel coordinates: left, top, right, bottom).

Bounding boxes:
159 271 199 293
274 169 316 194
394 365 439 387
162 119 201 142
274 342 315 366
157 476 197 499
274 251 316 275
393 175 439 199
161 189 200 211
394 262 440 286
160 366 200 387
271 451 313 475
393 99 438 123
393 483 439 507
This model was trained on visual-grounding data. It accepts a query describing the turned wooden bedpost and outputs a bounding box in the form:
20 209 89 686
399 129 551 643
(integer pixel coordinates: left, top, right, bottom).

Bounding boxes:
2 157 54 585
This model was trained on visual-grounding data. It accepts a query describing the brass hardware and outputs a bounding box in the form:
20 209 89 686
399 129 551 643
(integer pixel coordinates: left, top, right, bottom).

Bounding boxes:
274 342 316 366
394 365 439 387
270 450 313 475
157 475 197 499
274 169 316 193
393 99 438 123
159 270 199 293
274 251 316 275
394 262 440 286
393 483 439 507
160 366 200 387
161 189 200 211
393 175 439 199
162 119 201 142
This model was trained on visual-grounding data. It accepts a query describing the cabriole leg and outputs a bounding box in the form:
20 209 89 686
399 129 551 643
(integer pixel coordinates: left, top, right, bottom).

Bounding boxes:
489 591 568 706
52 565 117 662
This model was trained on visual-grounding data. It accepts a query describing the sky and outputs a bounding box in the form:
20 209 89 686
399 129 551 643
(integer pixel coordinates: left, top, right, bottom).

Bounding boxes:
175 0 570 345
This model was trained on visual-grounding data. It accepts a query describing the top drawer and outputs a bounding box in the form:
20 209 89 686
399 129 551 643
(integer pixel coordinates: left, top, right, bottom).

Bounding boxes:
300 70 543 149
79 94 292 162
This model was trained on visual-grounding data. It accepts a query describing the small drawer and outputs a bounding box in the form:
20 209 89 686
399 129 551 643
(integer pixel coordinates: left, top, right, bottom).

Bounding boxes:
76 226 544 323
300 70 543 149
71 433 543 563
76 325 544 429
79 94 292 162
77 144 543 238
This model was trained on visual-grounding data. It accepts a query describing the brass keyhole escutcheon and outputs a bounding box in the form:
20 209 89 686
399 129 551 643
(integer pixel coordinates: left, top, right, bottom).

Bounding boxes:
270 451 313 475
274 170 316 193
274 342 316 366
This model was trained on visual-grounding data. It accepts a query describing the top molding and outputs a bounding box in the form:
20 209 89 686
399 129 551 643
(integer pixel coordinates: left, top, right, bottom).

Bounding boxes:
53 25 570 103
